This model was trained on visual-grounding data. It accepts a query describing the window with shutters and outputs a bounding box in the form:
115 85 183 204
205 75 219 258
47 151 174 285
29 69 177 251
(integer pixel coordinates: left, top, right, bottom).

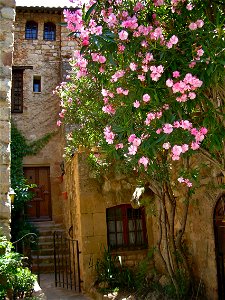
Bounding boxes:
25 21 38 39
11 69 24 113
43 22 56 41
106 204 148 250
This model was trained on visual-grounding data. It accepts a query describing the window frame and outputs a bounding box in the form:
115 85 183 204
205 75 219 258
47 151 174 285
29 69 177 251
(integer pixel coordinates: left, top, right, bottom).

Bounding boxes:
25 21 38 40
106 204 148 251
11 69 24 113
43 22 56 41
33 76 41 93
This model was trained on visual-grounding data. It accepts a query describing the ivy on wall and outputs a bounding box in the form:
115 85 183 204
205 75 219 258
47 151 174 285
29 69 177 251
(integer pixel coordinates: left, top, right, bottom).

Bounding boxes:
11 124 54 240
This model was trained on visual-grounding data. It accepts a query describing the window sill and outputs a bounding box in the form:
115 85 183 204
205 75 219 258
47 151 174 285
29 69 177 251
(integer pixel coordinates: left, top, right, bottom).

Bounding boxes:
33 92 41 94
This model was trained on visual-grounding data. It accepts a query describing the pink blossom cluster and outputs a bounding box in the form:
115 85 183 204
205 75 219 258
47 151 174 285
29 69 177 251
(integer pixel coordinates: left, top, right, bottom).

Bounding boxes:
127 134 142 155
116 87 129 95
111 70 125 82
166 35 179 49
189 19 204 30
161 120 207 160
189 46 204 68
91 53 106 64
104 126 116 144
72 51 88 78
166 73 203 102
178 177 192 187
138 156 149 170
102 104 116 115
145 110 163 125
150 65 164 81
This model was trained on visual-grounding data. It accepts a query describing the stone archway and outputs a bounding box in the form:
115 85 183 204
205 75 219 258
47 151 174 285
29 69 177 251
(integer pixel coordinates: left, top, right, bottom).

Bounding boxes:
214 194 225 299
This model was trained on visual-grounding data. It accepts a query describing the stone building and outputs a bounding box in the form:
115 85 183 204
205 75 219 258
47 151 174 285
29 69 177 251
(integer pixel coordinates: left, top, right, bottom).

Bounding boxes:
0 0 15 238
2 2 225 300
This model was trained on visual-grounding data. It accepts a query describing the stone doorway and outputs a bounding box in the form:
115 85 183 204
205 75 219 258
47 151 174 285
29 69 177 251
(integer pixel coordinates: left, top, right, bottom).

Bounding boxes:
214 195 225 299
24 166 52 221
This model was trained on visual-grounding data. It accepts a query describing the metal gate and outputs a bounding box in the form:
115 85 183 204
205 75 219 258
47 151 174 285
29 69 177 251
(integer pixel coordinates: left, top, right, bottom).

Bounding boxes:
53 231 81 292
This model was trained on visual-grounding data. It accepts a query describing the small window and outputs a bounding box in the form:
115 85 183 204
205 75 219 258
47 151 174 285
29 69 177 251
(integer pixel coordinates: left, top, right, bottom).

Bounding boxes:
11 69 24 113
43 22 56 41
25 21 38 40
106 204 148 250
33 76 41 93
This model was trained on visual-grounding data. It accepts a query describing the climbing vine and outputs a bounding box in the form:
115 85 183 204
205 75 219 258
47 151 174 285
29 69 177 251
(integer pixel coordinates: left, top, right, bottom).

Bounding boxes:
11 124 54 240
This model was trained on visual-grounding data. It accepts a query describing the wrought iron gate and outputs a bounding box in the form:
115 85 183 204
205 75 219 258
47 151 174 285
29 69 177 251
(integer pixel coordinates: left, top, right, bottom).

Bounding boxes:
53 231 81 292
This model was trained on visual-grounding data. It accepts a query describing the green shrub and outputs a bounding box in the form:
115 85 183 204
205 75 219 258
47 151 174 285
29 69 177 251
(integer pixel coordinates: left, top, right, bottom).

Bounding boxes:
0 236 37 299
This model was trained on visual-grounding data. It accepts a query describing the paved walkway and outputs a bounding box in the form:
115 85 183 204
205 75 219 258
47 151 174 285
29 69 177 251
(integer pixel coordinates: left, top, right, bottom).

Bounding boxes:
33 273 93 300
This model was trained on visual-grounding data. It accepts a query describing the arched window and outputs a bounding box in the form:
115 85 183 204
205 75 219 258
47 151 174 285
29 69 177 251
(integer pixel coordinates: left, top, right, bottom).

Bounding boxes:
43 22 56 41
106 204 148 250
25 21 38 39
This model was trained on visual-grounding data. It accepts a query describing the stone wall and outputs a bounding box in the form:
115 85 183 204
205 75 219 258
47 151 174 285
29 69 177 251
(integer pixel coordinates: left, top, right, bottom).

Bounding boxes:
12 7 77 223
63 153 153 292
0 0 15 238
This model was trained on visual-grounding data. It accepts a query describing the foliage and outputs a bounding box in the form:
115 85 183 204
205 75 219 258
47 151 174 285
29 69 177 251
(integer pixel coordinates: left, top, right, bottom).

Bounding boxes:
59 0 224 297
11 124 53 241
0 236 37 299
95 248 135 292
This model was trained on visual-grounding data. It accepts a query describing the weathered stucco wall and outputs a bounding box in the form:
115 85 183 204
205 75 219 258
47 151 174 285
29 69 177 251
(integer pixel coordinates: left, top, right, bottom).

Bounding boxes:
0 0 15 238
12 8 77 223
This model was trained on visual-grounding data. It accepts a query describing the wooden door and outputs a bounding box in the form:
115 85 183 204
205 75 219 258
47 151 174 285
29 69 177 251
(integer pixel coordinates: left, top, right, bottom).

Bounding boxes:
24 167 52 221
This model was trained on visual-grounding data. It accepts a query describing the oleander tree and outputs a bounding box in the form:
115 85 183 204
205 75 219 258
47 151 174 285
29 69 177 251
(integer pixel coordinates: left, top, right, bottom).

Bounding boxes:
56 0 225 296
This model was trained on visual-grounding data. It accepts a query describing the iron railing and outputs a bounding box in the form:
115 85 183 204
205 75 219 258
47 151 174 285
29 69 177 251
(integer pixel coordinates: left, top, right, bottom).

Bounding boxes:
53 231 81 292
12 233 40 283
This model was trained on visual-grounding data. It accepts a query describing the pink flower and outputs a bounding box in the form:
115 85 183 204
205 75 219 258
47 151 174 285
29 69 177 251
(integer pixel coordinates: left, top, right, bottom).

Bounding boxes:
132 137 141 147
172 71 180 78
172 145 182 156
191 142 200 150
200 127 208 135
163 123 173 134
128 145 138 155
196 19 204 28
57 120 62 127
102 104 116 115
166 79 173 87
181 144 189 153
99 55 106 63
197 49 204 57
115 143 124 149
189 22 197 30
143 94 151 103
118 30 129 41
133 100 140 108
128 134 136 143
118 44 125 52
186 3 193 10
138 156 149 170
138 74 145 81
130 63 137 71
156 128 162 134
104 126 115 144
188 92 196 99
163 142 171 149
170 35 178 45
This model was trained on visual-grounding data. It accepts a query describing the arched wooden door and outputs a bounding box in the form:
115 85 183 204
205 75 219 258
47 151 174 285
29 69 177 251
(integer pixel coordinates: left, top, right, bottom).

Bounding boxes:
214 195 225 299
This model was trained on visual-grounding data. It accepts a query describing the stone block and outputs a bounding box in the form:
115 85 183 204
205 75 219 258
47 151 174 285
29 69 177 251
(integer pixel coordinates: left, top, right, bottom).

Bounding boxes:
93 212 107 236
1 7 15 20
81 213 94 237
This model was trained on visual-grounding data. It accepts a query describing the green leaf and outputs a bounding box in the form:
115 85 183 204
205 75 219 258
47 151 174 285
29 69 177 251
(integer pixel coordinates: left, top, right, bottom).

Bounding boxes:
84 2 98 22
